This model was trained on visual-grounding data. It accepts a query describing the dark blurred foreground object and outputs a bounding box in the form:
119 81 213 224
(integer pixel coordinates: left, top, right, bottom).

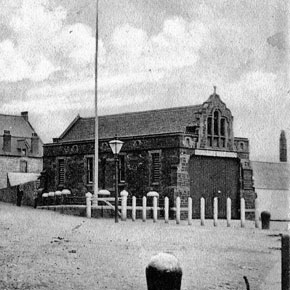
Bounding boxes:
282 234 290 290
261 211 271 229
16 185 24 207
146 252 182 290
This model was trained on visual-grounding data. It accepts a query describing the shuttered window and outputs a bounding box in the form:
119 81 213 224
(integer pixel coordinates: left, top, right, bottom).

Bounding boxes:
58 159 65 185
151 152 161 183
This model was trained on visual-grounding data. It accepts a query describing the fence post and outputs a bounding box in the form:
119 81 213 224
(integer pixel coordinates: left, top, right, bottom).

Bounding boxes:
241 198 245 228
142 196 147 222
213 197 218 227
146 252 182 290
153 196 158 223
85 192 92 218
121 194 127 221
282 235 290 290
227 197 231 227
176 197 181 224
188 197 192 225
164 197 169 223
200 197 205 226
255 198 259 228
132 196 136 221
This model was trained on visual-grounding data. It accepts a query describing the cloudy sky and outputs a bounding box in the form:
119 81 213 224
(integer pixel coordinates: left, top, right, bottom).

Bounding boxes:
0 0 289 161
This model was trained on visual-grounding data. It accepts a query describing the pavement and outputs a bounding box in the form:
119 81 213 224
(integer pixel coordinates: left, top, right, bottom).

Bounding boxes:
261 262 280 290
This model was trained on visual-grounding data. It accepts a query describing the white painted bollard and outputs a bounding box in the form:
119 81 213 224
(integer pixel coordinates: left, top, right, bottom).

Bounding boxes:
241 197 245 228
121 195 127 221
213 197 218 227
255 198 259 228
132 196 136 221
176 197 181 224
153 196 158 223
86 192 92 218
164 197 169 223
188 197 192 225
142 196 147 222
200 197 205 226
227 197 231 227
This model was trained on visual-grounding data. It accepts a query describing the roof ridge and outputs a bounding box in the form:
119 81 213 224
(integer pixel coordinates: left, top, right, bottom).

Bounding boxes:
252 160 289 165
0 113 24 118
79 104 202 119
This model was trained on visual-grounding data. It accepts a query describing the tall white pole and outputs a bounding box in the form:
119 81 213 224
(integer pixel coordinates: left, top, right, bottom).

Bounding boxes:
94 0 99 204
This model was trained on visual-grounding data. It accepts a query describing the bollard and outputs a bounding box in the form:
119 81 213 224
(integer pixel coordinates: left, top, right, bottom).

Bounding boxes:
261 211 271 229
153 196 158 223
226 197 231 227
132 196 136 221
188 197 192 226
176 197 181 225
200 197 205 226
121 195 127 221
282 235 290 290
164 197 169 223
254 198 259 228
240 198 245 228
213 197 218 227
85 192 92 218
146 252 182 290
142 196 147 222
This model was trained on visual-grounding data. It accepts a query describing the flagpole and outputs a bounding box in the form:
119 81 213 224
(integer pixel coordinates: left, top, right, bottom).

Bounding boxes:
94 0 99 205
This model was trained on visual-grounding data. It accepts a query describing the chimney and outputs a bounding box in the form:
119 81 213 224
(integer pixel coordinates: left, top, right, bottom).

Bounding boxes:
21 111 28 122
3 130 11 152
31 133 39 155
280 130 287 162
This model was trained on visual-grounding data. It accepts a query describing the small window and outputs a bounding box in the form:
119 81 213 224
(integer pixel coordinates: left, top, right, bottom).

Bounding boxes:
20 160 27 173
58 159 65 185
151 152 161 183
240 143 244 150
207 117 212 135
119 155 126 182
86 157 94 184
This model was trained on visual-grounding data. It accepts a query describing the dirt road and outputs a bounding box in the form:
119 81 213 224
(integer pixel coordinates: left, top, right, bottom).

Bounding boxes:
0 202 282 289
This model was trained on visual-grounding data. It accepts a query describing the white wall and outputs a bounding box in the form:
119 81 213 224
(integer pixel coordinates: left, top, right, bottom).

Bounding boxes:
256 189 290 220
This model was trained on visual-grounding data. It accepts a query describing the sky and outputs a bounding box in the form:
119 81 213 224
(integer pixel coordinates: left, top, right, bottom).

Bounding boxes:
0 0 289 162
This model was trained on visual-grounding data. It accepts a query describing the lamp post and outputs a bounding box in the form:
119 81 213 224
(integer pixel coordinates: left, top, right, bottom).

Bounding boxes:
109 138 124 223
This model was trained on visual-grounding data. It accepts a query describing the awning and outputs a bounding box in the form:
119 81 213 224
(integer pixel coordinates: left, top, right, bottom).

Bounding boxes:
8 172 40 187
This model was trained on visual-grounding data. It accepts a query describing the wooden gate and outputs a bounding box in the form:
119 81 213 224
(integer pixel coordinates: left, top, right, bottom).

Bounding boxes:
189 155 240 219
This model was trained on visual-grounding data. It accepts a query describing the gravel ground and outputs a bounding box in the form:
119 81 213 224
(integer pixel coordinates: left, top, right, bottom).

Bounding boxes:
0 202 283 290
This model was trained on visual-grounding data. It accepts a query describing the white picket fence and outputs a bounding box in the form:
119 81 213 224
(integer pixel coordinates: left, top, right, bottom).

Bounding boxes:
86 192 260 228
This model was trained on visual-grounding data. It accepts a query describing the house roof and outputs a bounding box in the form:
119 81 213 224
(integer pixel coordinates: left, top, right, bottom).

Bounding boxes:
60 105 202 141
251 161 290 190
0 114 36 137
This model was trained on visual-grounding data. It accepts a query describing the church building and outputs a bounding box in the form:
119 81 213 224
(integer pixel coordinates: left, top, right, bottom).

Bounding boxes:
43 90 255 218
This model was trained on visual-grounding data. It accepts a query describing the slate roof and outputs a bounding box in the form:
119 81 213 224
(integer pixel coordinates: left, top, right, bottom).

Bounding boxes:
0 114 36 137
251 161 290 190
60 105 202 141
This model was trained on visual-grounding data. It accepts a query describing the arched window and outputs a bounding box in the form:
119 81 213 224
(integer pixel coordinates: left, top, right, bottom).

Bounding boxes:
207 117 212 135
220 118 225 136
214 111 219 135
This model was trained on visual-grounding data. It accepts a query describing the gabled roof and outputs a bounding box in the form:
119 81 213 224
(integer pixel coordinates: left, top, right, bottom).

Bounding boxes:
60 105 202 141
252 161 290 190
0 114 36 137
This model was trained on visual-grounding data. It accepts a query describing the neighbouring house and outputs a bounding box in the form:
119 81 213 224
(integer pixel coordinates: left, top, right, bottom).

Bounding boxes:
252 130 290 220
43 90 255 219
0 111 43 189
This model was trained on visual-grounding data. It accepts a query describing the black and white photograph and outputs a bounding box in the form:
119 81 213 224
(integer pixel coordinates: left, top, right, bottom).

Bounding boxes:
0 0 290 289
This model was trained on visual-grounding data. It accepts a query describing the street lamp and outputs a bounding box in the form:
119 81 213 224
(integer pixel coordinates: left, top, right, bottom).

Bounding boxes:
109 138 124 223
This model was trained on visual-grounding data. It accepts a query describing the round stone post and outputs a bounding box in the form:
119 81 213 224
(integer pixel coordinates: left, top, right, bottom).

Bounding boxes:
153 196 158 223
164 197 169 223
132 196 136 221
213 197 218 227
176 197 181 225
146 252 182 290
200 197 205 226
142 196 147 222
227 197 231 227
255 198 259 228
240 198 245 228
121 190 128 221
86 192 92 219
188 197 192 225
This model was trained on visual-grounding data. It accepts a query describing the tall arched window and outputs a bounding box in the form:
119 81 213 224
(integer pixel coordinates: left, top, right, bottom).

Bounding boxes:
214 111 219 135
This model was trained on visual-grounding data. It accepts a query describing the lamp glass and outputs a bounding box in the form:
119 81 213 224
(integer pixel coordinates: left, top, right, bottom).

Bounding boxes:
109 139 124 154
